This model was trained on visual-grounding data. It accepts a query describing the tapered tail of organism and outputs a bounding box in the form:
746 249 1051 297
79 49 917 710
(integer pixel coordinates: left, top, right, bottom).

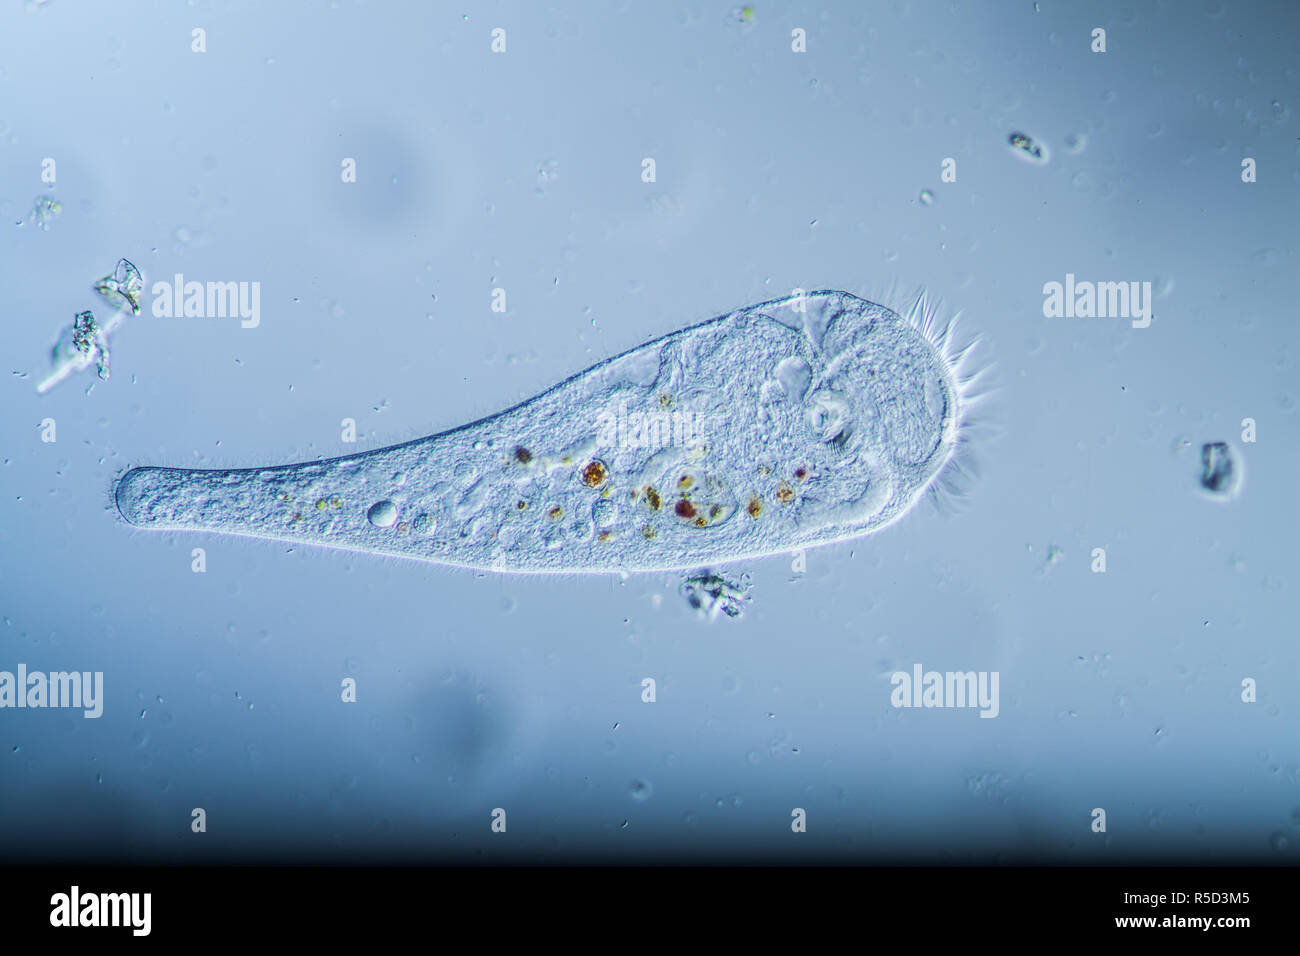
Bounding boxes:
114 291 987 573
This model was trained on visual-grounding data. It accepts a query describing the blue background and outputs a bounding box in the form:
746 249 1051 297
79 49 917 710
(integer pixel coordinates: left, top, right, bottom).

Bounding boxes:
1 0 1296 862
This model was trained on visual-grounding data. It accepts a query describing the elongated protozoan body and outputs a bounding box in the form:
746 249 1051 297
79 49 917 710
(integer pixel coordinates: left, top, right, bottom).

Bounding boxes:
115 291 968 573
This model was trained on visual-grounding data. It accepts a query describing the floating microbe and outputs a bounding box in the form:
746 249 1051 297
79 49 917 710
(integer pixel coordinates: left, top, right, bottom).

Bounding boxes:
61 311 109 377
731 5 757 26
1008 131 1048 164
113 291 983 573
22 195 62 230
1198 441 1242 499
535 159 559 189
37 258 140 394
93 258 144 316
680 572 750 620
38 311 110 394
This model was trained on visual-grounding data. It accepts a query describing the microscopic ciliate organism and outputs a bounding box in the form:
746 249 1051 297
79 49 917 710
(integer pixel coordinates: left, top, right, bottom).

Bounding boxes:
114 291 986 573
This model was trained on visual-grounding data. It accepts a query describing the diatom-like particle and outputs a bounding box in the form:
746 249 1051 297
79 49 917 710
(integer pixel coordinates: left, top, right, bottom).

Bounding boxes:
113 291 978 573
1008 131 1048 164
93 258 145 316
731 5 756 26
37 258 141 395
680 572 750 620
38 310 111 394
1198 442 1242 499
25 195 61 230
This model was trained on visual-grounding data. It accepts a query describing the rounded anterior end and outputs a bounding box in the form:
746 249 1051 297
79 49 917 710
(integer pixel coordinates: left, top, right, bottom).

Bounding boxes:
367 499 398 528
115 466 158 527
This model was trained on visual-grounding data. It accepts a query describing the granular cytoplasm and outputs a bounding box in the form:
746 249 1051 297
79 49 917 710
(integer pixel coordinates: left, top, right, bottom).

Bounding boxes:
114 291 983 573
